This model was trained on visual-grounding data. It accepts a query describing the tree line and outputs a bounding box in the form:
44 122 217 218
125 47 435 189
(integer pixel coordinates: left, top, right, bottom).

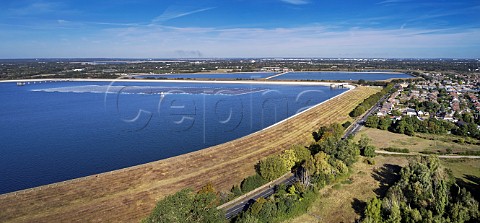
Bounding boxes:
350 83 396 118
366 114 480 141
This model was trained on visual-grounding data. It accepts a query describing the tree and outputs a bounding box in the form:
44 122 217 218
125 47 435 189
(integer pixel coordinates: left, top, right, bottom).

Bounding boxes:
231 185 243 197
405 123 415 136
394 119 406 134
449 187 480 223
256 200 277 222
312 152 333 176
364 197 382 223
358 134 372 150
350 105 366 117
342 121 352 129
280 149 297 170
313 123 344 142
235 214 260 223
333 139 359 166
365 116 379 128
331 159 348 175
241 174 267 193
259 156 289 181
391 110 402 117
379 117 392 130
142 188 225 223
364 145 376 157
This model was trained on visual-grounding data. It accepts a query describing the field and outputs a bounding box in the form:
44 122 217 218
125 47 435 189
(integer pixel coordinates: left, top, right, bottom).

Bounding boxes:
441 159 480 199
288 156 409 223
0 86 380 222
357 127 480 154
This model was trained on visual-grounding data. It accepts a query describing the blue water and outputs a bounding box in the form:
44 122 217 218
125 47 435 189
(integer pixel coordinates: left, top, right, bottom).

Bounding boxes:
134 72 276 80
271 72 412 81
0 80 346 194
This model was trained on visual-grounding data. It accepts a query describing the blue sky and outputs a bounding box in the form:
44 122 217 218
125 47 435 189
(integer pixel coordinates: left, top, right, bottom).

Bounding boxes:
0 0 479 58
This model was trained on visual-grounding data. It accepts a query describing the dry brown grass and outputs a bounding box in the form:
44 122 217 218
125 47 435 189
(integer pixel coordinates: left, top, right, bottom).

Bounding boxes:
288 156 409 223
0 86 379 223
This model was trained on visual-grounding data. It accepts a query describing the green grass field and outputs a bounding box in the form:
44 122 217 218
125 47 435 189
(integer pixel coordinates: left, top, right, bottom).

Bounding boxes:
441 159 480 199
357 127 480 154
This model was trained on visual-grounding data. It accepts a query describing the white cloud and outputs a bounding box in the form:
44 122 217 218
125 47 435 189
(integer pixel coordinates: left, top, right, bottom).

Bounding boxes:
152 7 215 23
8 1 78 16
280 0 309 5
377 0 411 5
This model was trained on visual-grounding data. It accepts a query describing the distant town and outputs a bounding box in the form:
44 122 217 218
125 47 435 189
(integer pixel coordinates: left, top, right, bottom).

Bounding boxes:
1 58 479 80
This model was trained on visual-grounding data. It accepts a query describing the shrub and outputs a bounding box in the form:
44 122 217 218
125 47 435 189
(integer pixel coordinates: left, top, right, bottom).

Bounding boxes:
458 150 480 156
364 145 376 157
384 147 409 153
342 121 352 129
259 156 288 181
231 185 243 197
241 174 267 193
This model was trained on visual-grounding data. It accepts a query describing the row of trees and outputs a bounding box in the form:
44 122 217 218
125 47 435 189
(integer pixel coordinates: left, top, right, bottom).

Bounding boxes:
364 156 479 223
366 114 480 140
230 145 312 198
366 115 455 136
350 83 395 118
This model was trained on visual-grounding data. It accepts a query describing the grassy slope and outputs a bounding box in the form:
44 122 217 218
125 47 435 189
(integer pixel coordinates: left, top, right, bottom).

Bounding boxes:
357 127 480 154
0 86 380 223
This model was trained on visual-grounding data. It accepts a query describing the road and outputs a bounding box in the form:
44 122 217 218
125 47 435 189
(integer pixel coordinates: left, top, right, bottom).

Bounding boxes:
221 175 296 219
343 93 387 139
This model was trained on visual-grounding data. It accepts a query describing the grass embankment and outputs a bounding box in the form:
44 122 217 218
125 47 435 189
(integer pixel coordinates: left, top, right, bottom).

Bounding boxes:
288 156 409 223
357 127 480 154
0 86 380 223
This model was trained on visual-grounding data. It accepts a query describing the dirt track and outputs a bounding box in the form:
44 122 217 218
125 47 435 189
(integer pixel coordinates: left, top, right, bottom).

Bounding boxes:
0 86 379 223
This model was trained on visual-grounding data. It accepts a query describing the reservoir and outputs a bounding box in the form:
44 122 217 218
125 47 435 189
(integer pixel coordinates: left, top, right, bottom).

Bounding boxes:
0 80 347 194
133 72 276 80
271 71 412 81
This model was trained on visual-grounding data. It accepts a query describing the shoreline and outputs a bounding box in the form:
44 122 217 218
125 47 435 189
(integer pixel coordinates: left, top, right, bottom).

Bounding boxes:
0 81 353 197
